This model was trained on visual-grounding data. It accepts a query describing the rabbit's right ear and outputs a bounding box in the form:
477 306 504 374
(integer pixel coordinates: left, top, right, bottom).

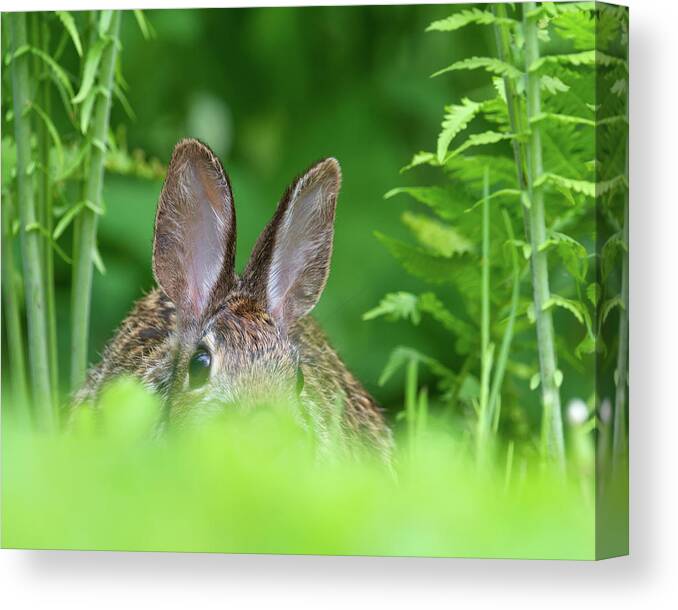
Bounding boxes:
153 139 236 321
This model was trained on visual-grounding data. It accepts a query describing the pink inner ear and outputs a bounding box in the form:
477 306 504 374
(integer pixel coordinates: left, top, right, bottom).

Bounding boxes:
184 161 228 317
267 175 335 325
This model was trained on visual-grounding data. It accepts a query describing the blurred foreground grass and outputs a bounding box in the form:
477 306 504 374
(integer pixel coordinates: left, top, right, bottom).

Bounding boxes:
2 379 597 559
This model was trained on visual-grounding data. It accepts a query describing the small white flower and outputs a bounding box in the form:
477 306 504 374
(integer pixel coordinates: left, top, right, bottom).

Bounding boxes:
567 398 589 426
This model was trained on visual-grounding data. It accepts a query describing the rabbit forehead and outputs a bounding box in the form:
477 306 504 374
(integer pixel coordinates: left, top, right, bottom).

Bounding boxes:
200 295 297 370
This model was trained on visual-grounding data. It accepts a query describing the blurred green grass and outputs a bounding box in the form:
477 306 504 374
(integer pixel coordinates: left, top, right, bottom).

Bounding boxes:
2 379 596 559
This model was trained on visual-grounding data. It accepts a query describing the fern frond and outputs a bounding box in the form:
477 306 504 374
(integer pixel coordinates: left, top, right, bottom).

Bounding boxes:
529 50 627 72
427 8 516 32
443 131 515 163
432 56 522 80
384 186 469 221
401 211 474 257
436 98 483 163
374 232 470 284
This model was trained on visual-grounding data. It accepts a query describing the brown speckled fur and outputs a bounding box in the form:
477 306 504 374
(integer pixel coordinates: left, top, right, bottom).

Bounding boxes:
75 139 392 459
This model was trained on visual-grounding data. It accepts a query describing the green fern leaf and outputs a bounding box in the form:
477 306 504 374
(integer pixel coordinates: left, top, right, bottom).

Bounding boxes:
444 131 515 163
400 151 437 173
363 292 421 324
374 232 469 284
529 50 627 73
384 186 468 221
432 56 522 80
436 98 482 163
543 294 591 329
426 8 516 32
535 173 595 198
401 211 473 257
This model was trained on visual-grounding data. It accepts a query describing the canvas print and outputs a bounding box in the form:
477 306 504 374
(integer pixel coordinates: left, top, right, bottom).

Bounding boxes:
1 2 628 559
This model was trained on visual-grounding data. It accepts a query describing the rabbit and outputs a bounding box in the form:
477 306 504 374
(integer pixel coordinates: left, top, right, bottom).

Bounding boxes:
75 138 392 458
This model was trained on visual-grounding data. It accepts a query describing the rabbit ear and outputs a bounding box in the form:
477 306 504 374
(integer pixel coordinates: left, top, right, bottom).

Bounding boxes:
153 139 236 320
244 158 341 328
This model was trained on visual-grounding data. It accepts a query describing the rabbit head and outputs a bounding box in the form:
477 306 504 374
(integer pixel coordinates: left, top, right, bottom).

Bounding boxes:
152 139 340 426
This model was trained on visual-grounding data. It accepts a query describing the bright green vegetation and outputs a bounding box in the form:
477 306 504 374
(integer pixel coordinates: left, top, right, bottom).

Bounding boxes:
2 379 601 559
1 4 628 558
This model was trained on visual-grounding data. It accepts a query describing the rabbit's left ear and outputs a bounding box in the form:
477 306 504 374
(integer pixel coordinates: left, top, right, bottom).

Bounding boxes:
153 139 236 321
244 158 341 328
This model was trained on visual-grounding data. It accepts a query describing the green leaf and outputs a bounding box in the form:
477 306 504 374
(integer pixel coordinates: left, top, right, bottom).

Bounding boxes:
374 232 469 284
363 292 421 325
506 239 531 260
400 151 437 173
538 232 589 282
29 47 75 101
79 88 97 134
29 103 64 169
444 131 515 163
401 211 473 257
543 294 591 329
426 8 516 32
53 201 85 239
541 75 570 95
529 50 627 72
384 186 467 221
601 295 625 324
531 112 595 128
379 346 455 387
432 56 522 80
535 173 595 198
554 369 564 388
25 223 72 264
467 188 521 213
73 39 106 104
436 98 482 163
529 372 540 391
56 11 83 56
601 231 627 280
586 283 601 307
98 11 114 37
133 10 153 39
93 244 107 275
575 334 596 358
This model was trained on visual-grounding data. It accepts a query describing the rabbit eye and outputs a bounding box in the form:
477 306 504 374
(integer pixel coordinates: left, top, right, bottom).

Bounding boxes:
188 347 211 389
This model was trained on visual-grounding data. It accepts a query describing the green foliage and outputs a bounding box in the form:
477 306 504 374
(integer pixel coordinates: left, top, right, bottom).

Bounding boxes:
2 378 600 558
366 2 629 470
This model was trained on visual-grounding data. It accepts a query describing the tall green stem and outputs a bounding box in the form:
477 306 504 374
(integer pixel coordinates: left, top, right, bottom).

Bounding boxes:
612 177 629 463
523 3 564 467
476 167 492 462
8 12 54 428
32 16 59 406
70 11 121 390
1 193 29 411
488 210 521 431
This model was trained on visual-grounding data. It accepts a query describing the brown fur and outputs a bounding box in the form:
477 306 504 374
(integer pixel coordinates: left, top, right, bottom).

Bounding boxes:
75 139 392 459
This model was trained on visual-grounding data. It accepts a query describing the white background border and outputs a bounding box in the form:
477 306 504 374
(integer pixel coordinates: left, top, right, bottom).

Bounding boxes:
2 0 677 607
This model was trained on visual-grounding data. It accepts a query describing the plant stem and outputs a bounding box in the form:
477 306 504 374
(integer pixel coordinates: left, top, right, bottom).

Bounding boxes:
523 3 565 468
405 358 418 449
1 193 29 411
70 10 121 390
488 210 521 431
33 15 59 406
477 167 492 462
493 4 530 198
8 12 54 429
612 178 629 463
